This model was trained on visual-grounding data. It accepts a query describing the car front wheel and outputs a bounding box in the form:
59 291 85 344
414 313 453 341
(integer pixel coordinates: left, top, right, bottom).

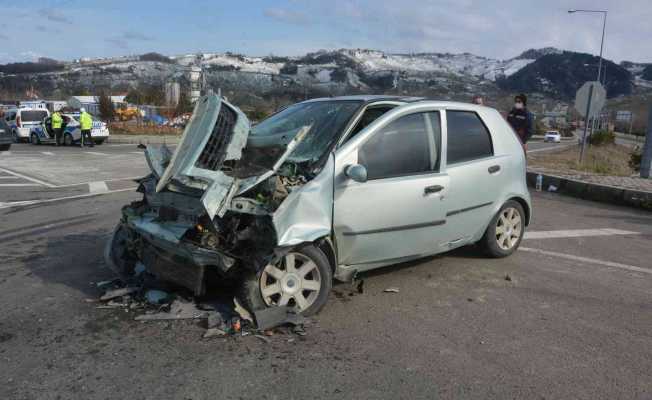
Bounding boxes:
63 133 73 146
479 200 525 258
238 245 332 317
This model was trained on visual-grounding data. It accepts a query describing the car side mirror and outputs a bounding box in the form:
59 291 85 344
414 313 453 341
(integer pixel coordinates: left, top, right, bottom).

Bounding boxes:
345 164 368 183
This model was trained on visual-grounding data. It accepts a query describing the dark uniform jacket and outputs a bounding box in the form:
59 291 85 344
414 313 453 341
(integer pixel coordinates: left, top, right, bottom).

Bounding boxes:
507 107 534 144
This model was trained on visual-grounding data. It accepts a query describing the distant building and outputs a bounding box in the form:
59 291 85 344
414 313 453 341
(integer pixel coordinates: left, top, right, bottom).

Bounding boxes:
539 112 568 128
165 82 181 107
67 95 126 115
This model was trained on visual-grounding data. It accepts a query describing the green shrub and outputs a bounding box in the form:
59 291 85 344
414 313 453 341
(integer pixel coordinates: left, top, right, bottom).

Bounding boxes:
589 130 615 146
629 148 642 172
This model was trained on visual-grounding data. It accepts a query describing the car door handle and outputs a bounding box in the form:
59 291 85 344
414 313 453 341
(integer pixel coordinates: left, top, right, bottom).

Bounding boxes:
424 185 444 194
488 165 501 174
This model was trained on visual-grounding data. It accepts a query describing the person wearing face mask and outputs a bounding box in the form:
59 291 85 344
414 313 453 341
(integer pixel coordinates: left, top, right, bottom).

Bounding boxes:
507 94 534 152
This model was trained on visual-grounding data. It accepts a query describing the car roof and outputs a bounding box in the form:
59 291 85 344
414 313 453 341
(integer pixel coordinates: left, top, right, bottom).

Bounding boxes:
5 107 48 112
302 95 495 111
304 95 425 104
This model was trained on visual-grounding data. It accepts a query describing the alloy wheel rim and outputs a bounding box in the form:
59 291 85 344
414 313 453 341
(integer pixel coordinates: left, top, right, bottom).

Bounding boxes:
260 252 321 311
495 207 522 250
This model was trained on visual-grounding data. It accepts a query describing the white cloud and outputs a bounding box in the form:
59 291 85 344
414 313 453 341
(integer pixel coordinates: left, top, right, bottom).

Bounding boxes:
40 8 72 24
263 8 311 25
19 51 42 61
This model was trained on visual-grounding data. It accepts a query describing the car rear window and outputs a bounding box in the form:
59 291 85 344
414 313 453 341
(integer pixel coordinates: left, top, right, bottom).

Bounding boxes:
446 111 493 165
21 110 48 122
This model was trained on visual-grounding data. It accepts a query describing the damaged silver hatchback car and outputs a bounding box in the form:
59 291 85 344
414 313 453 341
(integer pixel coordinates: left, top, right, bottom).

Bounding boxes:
106 93 531 315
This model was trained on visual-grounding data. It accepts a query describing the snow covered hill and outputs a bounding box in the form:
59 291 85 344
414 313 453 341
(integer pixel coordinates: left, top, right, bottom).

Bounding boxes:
0 47 649 103
170 48 542 82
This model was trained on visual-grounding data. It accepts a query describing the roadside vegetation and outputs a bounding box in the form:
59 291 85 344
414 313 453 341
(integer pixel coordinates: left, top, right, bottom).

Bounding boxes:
529 141 637 176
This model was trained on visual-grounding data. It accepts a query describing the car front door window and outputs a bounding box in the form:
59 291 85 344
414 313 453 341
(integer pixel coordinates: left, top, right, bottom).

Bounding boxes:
358 112 440 180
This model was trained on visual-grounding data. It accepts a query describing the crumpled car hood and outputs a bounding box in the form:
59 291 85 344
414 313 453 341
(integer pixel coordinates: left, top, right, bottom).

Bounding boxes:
147 93 308 220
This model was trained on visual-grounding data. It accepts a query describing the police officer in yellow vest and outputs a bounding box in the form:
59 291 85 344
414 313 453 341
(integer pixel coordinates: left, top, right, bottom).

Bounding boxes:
51 110 63 146
79 108 94 147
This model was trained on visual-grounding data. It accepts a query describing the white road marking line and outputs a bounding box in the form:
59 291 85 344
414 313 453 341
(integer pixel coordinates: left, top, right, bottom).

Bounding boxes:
88 181 109 193
0 217 94 241
0 183 41 187
520 247 652 275
130 151 144 154
53 176 143 188
108 144 138 147
85 151 108 156
1 151 10 155
0 176 21 179
524 228 638 240
0 187 137 209
41 151 55 156
0 167 55 187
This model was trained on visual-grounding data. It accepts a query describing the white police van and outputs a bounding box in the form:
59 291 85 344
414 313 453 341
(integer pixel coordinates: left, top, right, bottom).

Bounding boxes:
4 107 50 143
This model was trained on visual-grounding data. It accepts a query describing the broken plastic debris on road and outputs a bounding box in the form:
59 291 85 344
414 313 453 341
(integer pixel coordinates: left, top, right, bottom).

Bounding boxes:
93 277 309 340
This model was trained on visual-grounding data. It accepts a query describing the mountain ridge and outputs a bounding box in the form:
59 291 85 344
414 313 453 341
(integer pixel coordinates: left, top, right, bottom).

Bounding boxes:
0 47 649 104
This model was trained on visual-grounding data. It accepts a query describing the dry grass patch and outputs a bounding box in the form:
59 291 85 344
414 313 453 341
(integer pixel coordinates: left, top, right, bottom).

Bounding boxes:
109 122 182 136
528 144 636 176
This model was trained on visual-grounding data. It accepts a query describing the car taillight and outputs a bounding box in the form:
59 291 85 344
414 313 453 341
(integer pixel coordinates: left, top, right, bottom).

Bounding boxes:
16 116 21 127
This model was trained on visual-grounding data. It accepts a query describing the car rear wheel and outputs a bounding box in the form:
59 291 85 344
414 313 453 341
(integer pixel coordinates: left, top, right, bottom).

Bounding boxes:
30 133 39 145
238 244 332 317
63 133 73 146
479 200 525 258
0 144 10 151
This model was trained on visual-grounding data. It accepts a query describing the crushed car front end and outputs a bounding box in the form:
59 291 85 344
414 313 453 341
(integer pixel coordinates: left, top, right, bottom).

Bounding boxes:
105 94 343 309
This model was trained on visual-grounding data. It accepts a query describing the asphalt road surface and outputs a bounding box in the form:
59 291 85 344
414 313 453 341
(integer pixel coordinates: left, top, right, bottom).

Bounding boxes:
1 142 650 400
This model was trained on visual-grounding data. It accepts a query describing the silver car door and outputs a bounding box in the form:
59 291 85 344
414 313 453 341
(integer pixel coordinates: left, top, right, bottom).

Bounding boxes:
333 108 449 267
442 109 502 247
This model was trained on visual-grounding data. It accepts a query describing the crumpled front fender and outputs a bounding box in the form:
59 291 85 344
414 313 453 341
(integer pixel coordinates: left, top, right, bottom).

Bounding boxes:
272 153 334 247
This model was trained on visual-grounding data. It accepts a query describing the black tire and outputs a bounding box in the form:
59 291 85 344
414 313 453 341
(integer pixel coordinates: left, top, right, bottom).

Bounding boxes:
63 133 73 146
0 144 10 151
12 130 20 143
238 244 333 317
95 139 105 145
30 133 39 145
479 200 525 258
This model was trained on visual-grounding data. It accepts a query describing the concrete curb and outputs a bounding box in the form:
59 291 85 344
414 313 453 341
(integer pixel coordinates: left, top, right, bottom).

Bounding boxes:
526 171 652 210
107 135 181 145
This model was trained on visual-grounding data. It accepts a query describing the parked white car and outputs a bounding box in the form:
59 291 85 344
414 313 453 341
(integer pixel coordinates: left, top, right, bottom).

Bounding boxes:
544 130 561 143
4 107 50 143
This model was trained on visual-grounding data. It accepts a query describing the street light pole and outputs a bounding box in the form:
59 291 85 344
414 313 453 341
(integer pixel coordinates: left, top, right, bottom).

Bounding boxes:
569 9 608 159
568 9 608 83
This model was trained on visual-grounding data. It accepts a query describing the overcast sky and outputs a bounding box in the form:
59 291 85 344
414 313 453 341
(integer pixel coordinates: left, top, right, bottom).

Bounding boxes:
0 0 649 64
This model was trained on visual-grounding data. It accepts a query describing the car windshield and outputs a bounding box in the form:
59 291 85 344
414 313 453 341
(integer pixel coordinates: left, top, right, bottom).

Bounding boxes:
21 110 48 122
251 100 362 162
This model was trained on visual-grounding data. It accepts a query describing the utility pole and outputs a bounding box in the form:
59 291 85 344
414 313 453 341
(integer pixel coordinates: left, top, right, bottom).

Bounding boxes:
641 104 652 178
569 9 608 141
